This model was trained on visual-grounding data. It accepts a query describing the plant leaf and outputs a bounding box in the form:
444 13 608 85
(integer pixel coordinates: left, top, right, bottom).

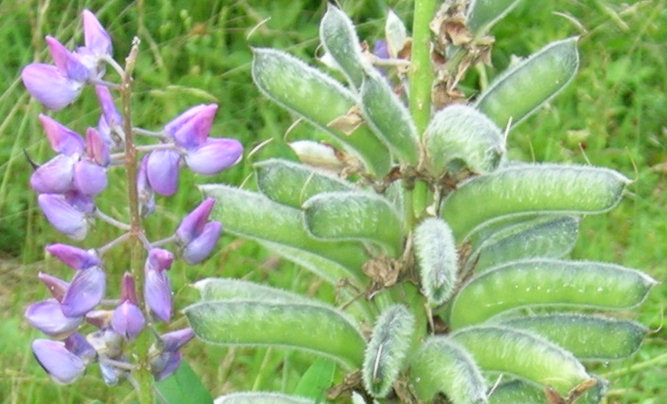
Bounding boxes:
452 325 590 395
502 314 647 361
475 37 579 129
467 0 522 34
303 191 404 256
255 159 352 208
441 164 630 240
449 259 656 328
154 360 213 404
362 305 415 398
320 4 367 88
294 357 336 401
214 392 316 404
251 48 390 175
424 104 504 176
201 184 367 282
185 300 365 369
414 218 459 305
409 336 487 404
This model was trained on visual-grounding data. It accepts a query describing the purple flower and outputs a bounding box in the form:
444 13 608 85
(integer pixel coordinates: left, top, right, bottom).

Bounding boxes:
65 332 97 363
146 150 181 196
161 328 195 352
176 198 222 264
38 272 69 302
176 198 215 243
82 10 112 60
73 160 107 196
94 86 121 144
25 299 83 338
38 193 90 240
85 309 113 330
137 154 155 217
183 222 222 264
29 154 77 194
144 248 174 322
39 115 84 155
60 266 106 317
165 104 218 149
32 339 86 384
111 272 145 339
46 243 101 270
46 36 89 82
21 64 84 110
184 138 243 175
150 328 194 380
85 127 110 166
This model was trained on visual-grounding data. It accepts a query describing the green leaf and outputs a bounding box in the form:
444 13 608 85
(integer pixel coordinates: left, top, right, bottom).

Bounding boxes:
362 305 415 398
449 259 656 328
414 218 459 305
360 71 420 165
467 0 522 34
452 325 590 395
303 191 403 256
469 215 580 273
255 159 352 208
294 357 336 401
201 184 367 283
475 37 579 129
154 361 213 404
320 4 367 88
424 104 504 176
185 300 365 369
409 336 487 404
251 48 390 175
214 392 316 404
502 314 647 361
441 164 630 240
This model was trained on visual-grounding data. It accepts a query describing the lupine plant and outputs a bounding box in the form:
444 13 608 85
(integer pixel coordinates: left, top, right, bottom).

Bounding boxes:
21 9 242 404
183 2 655 404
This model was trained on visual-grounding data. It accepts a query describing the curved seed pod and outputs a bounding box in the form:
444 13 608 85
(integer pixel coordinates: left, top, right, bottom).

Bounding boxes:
467 0 522 35
255 159 352 208
185 300 365 369
252 48 390 175
501 314 647 361
360 71 420 165
195 278 312 304
424 104 504 176
214 392 315 404
201 185 367 283
450 259 656 328
452 325 590 395
470 215 580 273
474 37 579 129
409 336 487 403
320 4 367 88
288 140 345 172
303 191 403 257
414 218 459 305
488 377 608 404
441 164 630 240
362 305 415 398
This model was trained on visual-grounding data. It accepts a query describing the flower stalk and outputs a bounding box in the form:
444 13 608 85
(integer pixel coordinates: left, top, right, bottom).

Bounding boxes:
409 0 436 135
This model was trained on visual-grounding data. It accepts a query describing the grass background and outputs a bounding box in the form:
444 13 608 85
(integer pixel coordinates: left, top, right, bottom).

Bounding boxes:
0 0 664 402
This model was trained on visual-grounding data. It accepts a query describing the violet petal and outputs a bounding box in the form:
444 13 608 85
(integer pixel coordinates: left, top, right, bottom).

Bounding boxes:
185 138 243 175
175 197 215 244
85 127 110 166
146 248 174 272
64 332 97 363
144 268 172 322
46 243 100 270
165 104 218 149
82 10 112 58
73 160 107 196
38 272 69 302
146 149 181 196
161 328 195 352
39 114 85 155
25 299 83 338
111 300 146 339
21 63 83 111
60 266 106 317
183 221 222 265
30 154 76 194
45 36 89 82
38 194 88 240
32 339 86 384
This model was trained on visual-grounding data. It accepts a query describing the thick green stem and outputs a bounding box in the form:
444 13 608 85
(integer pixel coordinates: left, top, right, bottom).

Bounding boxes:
121 37 153 404
409 0 436 135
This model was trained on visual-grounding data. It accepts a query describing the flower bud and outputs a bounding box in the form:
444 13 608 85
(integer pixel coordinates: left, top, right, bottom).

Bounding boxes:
165 104 218 149
144 249 174 322
32 339 86 384
147 149 181 196
21 64 83 111
73 160 107 196
161 328 195 352
94 86 121 138
184 138 243 175
85 127 110 166
176 198 215 244
39 114 84 156
82 10 112 59
38 194 89 240
45 36 89 82
60 266 106 317
111 273 145 339
30 154 77 194
46 243 101 270
25 299 83 338
183 221 222 264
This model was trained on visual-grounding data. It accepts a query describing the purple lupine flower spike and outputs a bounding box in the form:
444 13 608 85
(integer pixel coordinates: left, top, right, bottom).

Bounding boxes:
176 198 215 243
45 36 89 82
165 104 218 149
146 150 181 196
32 339 86 384
85 127 110 166
111 272 145 339
184 138 243 175
30 154 77 194
60 266 106 317
183 222 222 264
73 160 107 196
176 198 221 264
39 115 84 155
38 194 89 240
25 299 83 338
137 154 155 217
21 64 83 111
46 244 101 270
82 10 112 59
38 272 69 302
144 248 174 322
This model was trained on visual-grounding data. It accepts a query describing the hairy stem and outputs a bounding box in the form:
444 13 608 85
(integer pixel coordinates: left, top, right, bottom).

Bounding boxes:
409 0 436 135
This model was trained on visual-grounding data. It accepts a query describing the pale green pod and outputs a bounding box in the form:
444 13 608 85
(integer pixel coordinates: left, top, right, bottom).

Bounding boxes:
385 9 408 59
452 325 590 395
360 71 420 165
502 314 647 361
201 185 367 282
441 164 630 240
214 392 315 404
303 191 404 256
470 215 580 273
409 336 487 403
424 104 505 176
288 140 345 172
488 377 607 404
185 300 365 368
255 159 352 208
450 259 657 328
363 305 415 398
195 278 312 304
467 0 522 34
320 4 367 88
251 48 390 175
475 37 579 129
414 218 459 305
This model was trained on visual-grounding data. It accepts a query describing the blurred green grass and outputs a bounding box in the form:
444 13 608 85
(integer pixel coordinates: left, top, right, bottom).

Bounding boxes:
0 0 664 402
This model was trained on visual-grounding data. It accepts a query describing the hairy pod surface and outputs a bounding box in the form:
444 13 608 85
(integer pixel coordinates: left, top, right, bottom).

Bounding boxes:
214 392 316 404
414 217 459 305
466 0 522 34
488 378 607 404
320 4 367 88
195 278 313 304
